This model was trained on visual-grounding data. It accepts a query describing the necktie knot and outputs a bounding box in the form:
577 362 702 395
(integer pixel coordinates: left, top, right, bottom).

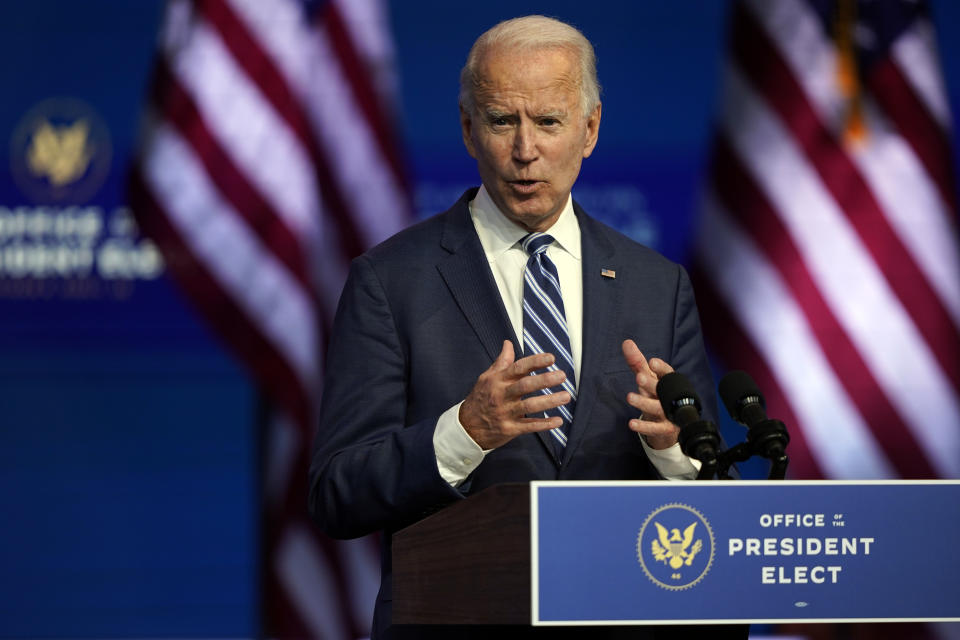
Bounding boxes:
521 232 555 256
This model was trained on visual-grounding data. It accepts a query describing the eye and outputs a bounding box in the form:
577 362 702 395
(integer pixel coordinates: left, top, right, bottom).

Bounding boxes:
491 116 509 126
540 117 559 126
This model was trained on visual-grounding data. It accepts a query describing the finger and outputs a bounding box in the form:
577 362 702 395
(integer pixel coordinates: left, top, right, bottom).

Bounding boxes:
621 339 651 376
627 417 679 439
520 390 571 415
509 351 556 378
649 357 674 378
508 368 566 397
634 368 659 397
626 393 668 421
515 415 564 433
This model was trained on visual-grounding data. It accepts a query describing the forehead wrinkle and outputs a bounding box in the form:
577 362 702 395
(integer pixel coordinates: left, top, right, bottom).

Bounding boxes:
473 71 579 98
473 77 579 117
470 46 582 111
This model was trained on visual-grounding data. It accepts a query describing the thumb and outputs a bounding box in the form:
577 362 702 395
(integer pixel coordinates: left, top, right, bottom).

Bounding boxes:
493 339 515 370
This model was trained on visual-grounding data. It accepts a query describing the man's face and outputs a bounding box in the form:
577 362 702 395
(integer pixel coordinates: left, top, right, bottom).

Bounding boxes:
461 46 601 232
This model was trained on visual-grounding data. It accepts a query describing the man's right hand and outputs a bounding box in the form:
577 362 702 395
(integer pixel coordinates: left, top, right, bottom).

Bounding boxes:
458 340 570 450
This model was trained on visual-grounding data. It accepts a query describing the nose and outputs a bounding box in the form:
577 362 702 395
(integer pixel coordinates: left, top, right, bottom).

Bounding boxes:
512 121 538 163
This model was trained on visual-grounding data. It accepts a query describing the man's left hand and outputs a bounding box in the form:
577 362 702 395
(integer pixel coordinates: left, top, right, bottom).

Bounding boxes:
621 339 680 450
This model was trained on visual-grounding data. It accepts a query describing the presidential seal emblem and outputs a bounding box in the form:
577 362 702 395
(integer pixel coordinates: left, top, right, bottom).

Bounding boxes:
9 97 112 204
637 503 714 590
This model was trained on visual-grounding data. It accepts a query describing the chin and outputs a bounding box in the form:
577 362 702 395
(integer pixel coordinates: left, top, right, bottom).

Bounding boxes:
503 199 548 220
513 213 557 233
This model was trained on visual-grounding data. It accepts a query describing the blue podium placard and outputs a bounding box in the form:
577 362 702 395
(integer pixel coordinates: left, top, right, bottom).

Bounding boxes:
530 481 960 625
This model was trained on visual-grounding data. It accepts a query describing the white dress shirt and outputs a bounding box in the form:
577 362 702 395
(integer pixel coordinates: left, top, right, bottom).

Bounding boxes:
433 186 698 486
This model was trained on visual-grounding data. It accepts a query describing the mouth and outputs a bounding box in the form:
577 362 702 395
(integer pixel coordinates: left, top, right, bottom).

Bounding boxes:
508 179 543 194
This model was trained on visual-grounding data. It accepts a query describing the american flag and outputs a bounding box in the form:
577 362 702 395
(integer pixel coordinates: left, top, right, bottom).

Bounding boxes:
128 0 410 637
696 0 959 480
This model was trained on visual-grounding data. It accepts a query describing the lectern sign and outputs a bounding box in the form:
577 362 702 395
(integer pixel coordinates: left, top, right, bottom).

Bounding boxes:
530 481 960 625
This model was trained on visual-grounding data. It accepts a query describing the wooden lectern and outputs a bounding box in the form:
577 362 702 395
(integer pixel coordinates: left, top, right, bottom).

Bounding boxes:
392 483 529 625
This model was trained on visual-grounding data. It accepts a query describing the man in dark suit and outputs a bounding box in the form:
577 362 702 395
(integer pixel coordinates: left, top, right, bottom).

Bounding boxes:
309 15 726 639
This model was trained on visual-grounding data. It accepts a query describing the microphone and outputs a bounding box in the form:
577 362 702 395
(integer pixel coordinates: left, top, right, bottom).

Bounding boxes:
718 370 767 427
657 372 720 477
718 370 790 478
656 371 702 428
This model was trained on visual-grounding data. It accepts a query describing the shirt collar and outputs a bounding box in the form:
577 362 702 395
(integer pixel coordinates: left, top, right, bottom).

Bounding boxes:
469 185 581 262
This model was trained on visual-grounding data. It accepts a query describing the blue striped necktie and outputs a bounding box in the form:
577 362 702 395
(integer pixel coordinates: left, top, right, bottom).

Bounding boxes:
521 232 577 456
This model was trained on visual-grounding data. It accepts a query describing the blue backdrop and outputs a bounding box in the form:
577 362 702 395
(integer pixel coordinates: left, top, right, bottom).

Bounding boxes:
1 1 958 636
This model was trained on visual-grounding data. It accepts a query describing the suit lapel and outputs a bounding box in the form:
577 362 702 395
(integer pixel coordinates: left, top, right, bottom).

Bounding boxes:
562 205 619 465
436 191 521 362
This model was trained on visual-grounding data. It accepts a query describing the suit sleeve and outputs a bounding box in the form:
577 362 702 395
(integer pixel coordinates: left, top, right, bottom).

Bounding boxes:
308 255 462 539
670 265 718 424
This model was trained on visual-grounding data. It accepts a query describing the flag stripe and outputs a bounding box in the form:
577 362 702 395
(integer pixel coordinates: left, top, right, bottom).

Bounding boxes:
263 570 315 640
169 0 354 328
732 1 960 394
199 0 366 259
699 0 960 483
305 27 411 245
151 61 315 294
165 7 323 242
710 137 937 477
223 0 410 248
721 61 960 477
322 1 409 193
336 536 383 633
129 170 311 429
867 56 959 214
692 264 824 480
844 100 960 328
142 122 319 387
698 193 896 479
273 441 365 639
276 524 352 639
746 0 960 334
891 19 953 130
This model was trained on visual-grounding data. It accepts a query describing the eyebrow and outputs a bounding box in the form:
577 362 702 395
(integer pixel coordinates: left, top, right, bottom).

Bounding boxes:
536 110 567 120
482 108 568 120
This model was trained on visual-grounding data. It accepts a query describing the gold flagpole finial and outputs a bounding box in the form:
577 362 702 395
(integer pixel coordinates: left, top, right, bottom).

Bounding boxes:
835 0 868 147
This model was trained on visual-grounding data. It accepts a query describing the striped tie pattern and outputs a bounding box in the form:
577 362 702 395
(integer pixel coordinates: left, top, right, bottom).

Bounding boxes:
521 232 577 454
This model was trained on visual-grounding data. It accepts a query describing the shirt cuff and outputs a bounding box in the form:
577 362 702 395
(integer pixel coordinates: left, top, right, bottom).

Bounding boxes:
639 436 701 480
434 402 489 488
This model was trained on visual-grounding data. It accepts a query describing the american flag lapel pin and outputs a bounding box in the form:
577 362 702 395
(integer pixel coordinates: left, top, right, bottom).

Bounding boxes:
601 268 616 279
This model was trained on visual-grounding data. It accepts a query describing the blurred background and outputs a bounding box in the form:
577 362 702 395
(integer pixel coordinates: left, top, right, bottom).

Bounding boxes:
0 0 957 637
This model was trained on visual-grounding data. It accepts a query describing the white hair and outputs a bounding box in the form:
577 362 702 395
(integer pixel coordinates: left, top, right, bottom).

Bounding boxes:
459 15 601 117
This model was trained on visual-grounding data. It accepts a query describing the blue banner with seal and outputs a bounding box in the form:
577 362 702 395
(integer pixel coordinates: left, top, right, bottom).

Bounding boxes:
531 481 960 625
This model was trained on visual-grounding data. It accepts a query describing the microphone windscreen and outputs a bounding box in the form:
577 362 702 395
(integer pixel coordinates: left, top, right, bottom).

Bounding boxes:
718 370 764 418
656 371 701 420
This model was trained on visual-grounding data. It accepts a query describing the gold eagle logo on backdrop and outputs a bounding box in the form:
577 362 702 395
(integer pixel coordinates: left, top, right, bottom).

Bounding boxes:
651 521 703 569
26 119 95 186
9 97 112 203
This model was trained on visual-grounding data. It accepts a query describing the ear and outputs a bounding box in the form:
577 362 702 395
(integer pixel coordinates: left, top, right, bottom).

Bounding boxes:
582 102 602 158
460 105 478 159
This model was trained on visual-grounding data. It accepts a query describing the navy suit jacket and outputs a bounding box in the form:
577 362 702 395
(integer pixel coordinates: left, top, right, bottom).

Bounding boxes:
308 189 717 638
